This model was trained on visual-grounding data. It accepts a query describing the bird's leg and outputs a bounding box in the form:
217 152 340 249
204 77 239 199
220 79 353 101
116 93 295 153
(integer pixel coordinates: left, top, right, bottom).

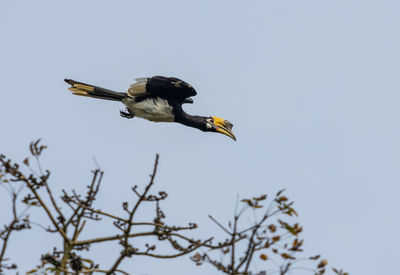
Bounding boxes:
120 108 135 119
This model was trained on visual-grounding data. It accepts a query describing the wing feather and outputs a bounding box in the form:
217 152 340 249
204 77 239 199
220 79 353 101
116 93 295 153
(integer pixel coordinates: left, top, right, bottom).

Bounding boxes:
127 78 149 97
127 76 197 103
147 76 197 101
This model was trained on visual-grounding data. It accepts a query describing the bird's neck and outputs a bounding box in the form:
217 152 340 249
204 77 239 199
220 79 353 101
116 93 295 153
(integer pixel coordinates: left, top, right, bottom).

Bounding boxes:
175 110 208 131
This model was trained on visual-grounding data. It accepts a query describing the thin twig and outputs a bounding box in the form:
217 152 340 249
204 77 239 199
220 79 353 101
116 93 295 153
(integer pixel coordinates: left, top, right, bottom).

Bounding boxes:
209 215 232 235
107 154 159 274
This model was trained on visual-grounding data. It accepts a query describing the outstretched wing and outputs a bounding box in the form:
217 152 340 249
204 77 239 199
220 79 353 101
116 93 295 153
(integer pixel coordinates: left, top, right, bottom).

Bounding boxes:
127 76 197 103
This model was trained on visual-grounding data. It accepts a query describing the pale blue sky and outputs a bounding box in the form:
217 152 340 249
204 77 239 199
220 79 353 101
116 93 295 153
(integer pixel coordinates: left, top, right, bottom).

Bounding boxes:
1 0 399 274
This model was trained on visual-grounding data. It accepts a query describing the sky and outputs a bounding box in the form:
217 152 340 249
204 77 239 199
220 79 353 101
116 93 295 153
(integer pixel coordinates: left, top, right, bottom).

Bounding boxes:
1 0 399 274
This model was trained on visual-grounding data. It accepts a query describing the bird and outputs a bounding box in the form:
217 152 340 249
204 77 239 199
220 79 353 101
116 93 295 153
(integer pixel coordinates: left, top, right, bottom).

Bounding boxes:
65 76 236 140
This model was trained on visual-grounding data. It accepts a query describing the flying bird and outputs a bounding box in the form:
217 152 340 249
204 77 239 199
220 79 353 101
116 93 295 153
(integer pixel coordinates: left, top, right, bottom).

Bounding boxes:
65 76 236 140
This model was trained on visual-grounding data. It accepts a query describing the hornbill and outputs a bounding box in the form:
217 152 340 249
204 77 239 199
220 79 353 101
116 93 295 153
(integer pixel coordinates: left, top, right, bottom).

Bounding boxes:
65 76 236 140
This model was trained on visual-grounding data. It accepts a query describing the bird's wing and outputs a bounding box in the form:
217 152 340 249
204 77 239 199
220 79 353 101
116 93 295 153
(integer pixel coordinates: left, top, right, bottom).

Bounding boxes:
127 78 149 97
127 76 197 102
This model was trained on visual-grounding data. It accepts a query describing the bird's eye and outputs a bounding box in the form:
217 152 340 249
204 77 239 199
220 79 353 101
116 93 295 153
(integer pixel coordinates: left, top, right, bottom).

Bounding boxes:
206 122 213 129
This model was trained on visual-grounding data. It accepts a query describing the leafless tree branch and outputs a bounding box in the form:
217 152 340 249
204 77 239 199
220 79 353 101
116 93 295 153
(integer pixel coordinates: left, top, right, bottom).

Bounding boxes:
1 140 347 275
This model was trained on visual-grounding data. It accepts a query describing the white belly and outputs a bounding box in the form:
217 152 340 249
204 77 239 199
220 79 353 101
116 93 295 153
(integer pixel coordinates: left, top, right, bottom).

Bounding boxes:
122 97 175 122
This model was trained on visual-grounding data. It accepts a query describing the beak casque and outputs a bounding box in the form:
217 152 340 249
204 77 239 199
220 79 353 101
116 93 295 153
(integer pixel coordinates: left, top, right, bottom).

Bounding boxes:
211 116 236 141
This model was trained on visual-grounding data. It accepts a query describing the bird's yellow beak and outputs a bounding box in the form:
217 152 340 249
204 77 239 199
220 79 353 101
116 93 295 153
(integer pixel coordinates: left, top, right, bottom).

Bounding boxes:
211 116 236 141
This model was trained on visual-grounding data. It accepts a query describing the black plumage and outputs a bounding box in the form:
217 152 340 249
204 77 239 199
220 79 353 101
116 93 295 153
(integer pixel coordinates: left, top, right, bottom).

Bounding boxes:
145 76 197 102
65 76 236 140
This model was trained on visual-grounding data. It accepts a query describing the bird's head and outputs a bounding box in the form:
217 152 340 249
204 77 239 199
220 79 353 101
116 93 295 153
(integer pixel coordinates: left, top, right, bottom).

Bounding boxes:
206 116 236 141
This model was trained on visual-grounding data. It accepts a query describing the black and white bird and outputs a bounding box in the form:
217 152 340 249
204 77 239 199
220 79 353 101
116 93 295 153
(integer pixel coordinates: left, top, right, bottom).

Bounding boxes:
65 76 236 140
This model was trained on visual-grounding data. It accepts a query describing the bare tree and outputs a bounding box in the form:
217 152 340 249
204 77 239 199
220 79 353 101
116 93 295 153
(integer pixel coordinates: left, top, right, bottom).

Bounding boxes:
0 140 347 275
0 166 31 273
191 193 348 275
0 140 233 274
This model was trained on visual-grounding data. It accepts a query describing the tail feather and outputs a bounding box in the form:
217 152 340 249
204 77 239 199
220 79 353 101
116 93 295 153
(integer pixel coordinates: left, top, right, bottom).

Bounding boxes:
64 79 127 101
